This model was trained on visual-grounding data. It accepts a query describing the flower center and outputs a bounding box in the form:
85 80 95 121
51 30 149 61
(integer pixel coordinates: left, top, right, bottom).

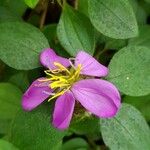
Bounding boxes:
41 62 82 101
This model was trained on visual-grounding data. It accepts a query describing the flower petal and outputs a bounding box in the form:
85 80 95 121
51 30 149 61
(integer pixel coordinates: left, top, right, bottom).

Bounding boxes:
52 91 75 130
22 78 52 111
75 51 108 77
71 79 121 118
40 48 70 69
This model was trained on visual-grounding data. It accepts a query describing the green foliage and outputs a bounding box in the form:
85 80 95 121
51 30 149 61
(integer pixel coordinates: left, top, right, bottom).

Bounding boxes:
24 0 39 8
140 1 150 15
0 22 49 70
70 116 99 136
136 5 147 25
145 0 150 3
107 46 150 96
105 39 126 50
129 25 150 48
57 4 95 56
97 35 127 50
0 0 150 149
43 24 70 57
77 0 89 16
0 0 27 16
88 0 138 39
43 24 58 47
100 103 150 150
9 105 66 150
8 71 29 91
129 0 147 25
0 139 19 150
0 6 21 23
123 95 150 121
0 83 22 135
62 138 89 150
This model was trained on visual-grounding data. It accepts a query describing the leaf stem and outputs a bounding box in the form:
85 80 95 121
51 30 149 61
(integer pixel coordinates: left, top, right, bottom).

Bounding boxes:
40 0 49 29
94 48 107 60
57 0 66 8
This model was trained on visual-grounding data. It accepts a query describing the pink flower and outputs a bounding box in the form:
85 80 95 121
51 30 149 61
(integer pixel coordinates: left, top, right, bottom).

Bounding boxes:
22 48 121 130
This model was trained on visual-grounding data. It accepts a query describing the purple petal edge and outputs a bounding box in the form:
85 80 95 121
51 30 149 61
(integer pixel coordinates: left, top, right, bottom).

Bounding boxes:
40 48 70 70
75 51 108 77
71 79 121 118
52 91 75 130
22 78 52 111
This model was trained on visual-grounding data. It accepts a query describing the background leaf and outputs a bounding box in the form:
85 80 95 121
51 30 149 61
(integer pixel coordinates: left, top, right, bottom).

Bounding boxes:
8 71 29 91
70 116 99 137
88 0 138 39
57 4 95 56
42 24 70 57
24 0 39 8
0 83 22 135
107 46 150 96
9 104 66 150
77 0 89 16
62 138 89 150
129 25 150 48
0 22 49 70
145 0 150 4
0 6 21 23
100 103 150 150
0 139 19 150
129 0 147 25
0 0 27 16
123 95 150 121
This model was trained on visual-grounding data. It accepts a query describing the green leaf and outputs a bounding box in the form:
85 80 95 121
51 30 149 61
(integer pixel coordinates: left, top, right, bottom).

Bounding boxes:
0 0 27 16
0 83 22 134
0 6 21 23
129 0 147 25
9 104 66 150
96 32 127 50
1 66 19 82
0 139 19 150
128 0 138 13
70 116 99 136
145 0 150 4
43 24 70 57
107 46 150 96
62 138 89 150
136 5 147 25
0 22 49 70
24 0 39 8
43 24 58 46
129 25 150 48
88 0 138 39
100 103 150 150
105 39 126 50
123 95 150 121
8 71 29 91
78 0 89 16
0 60 5 81
140 1 150 15
57 4 95 56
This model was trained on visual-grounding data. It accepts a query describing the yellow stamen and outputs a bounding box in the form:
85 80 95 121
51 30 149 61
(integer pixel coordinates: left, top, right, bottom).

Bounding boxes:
50 81 69 89
68 64 82 82
54 62 71 74
48 86 71 101
40 62 82 101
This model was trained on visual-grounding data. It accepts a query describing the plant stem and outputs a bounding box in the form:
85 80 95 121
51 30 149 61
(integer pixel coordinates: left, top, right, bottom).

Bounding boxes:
94 48 107 60
40 0 49 29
